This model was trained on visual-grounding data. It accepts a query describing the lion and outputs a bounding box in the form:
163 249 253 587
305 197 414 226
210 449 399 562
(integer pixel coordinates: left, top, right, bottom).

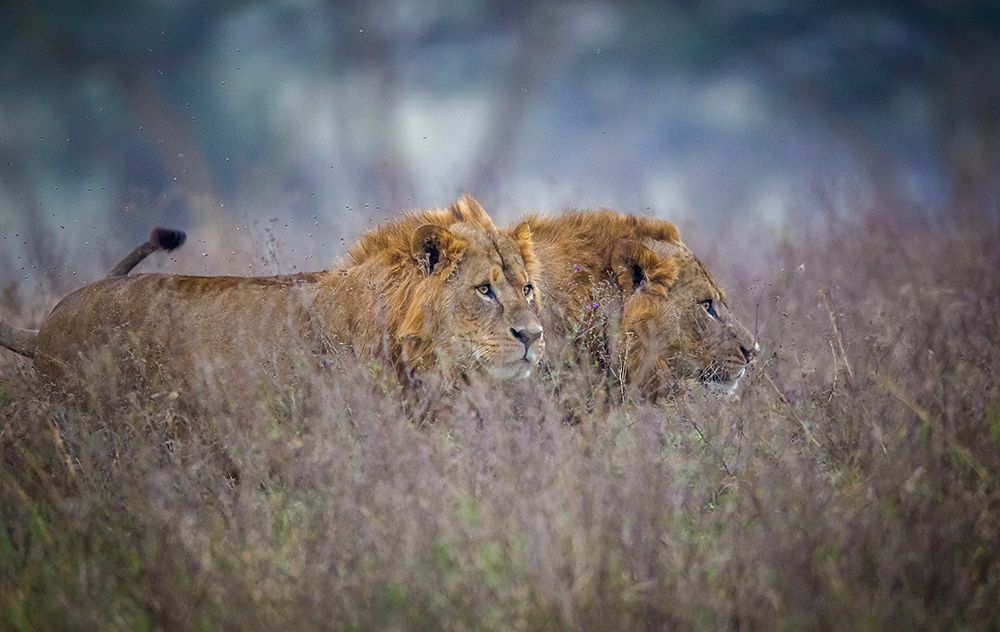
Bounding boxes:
0 196 544 399
520 209 758 399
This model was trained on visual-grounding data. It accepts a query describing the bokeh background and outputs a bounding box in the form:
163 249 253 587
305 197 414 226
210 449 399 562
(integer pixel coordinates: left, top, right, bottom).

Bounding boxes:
3 4 1000 628
1 0 999 287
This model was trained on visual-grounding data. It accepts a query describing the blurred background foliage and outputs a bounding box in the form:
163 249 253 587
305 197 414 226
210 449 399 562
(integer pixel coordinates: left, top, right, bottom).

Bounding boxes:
1 0 999 284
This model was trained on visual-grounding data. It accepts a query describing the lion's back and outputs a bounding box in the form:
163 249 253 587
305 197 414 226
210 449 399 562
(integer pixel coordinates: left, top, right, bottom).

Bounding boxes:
35 272 323 389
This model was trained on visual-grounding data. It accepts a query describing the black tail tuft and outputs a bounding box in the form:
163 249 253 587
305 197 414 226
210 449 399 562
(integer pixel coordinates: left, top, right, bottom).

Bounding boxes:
150 227 187 251
109 227 187 276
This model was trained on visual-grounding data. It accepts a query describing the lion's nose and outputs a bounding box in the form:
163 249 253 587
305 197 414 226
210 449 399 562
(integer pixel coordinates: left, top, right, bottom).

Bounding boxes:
740 341 760 363
511 324 543 353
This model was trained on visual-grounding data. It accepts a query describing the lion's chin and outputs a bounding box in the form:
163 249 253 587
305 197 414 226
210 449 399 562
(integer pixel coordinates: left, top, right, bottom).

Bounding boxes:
470 346 539 381
489 360 535 380
486 360 536 381
699 365 747 397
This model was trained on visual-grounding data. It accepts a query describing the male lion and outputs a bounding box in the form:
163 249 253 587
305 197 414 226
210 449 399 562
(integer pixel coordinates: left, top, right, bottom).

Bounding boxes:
521 209 758 399
0 197 544 399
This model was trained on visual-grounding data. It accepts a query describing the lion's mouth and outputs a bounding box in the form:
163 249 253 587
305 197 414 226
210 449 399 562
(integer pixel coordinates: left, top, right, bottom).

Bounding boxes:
522 345 543 365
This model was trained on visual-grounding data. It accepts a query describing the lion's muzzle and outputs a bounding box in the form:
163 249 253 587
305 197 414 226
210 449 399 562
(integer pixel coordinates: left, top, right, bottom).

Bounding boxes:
510 323 543 361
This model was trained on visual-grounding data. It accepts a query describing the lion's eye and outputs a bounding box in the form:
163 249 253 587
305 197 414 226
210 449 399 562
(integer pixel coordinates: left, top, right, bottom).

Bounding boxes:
523 284 534 298
701 299 718 319
476 284 494 298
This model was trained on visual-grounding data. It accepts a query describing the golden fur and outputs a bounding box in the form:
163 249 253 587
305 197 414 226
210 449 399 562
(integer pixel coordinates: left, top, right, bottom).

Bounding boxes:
521 209 758 398
20 196 544 396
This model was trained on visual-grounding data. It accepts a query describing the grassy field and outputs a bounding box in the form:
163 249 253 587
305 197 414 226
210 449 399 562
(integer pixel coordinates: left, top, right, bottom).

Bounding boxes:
1 203 998 630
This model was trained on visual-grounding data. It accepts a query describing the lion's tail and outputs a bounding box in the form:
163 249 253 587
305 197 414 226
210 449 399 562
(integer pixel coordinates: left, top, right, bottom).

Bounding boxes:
1 227 184 357
0 320 36 358
108 227 187 277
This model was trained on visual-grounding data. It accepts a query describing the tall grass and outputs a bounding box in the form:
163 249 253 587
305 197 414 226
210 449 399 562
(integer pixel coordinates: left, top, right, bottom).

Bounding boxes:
1 202 997 630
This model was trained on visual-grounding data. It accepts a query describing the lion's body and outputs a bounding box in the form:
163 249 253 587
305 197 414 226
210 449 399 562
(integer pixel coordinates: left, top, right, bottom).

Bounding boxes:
34 272 327 390
19 197 544 397
522 210 757 398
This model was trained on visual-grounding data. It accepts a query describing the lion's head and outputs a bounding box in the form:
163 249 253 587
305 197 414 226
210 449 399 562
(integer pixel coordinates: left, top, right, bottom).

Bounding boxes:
521 210 757 399
348 196 544 383
613 229 759 398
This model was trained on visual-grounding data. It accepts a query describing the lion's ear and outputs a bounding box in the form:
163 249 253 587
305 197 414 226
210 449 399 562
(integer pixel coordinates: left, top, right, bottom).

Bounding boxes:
613 240 679 296
448 195 495 230
511 221 540 278
411 224 464 275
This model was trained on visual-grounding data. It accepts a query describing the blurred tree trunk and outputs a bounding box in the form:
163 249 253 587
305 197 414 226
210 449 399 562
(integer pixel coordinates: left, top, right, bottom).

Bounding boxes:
114 65 223 225
932 37 1000 218
11 0 223 230
358 5 412 210
470 5 554 196
0 143 61 287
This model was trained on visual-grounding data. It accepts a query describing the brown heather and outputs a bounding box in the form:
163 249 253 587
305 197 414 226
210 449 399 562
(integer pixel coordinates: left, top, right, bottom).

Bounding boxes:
0 201 997 631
